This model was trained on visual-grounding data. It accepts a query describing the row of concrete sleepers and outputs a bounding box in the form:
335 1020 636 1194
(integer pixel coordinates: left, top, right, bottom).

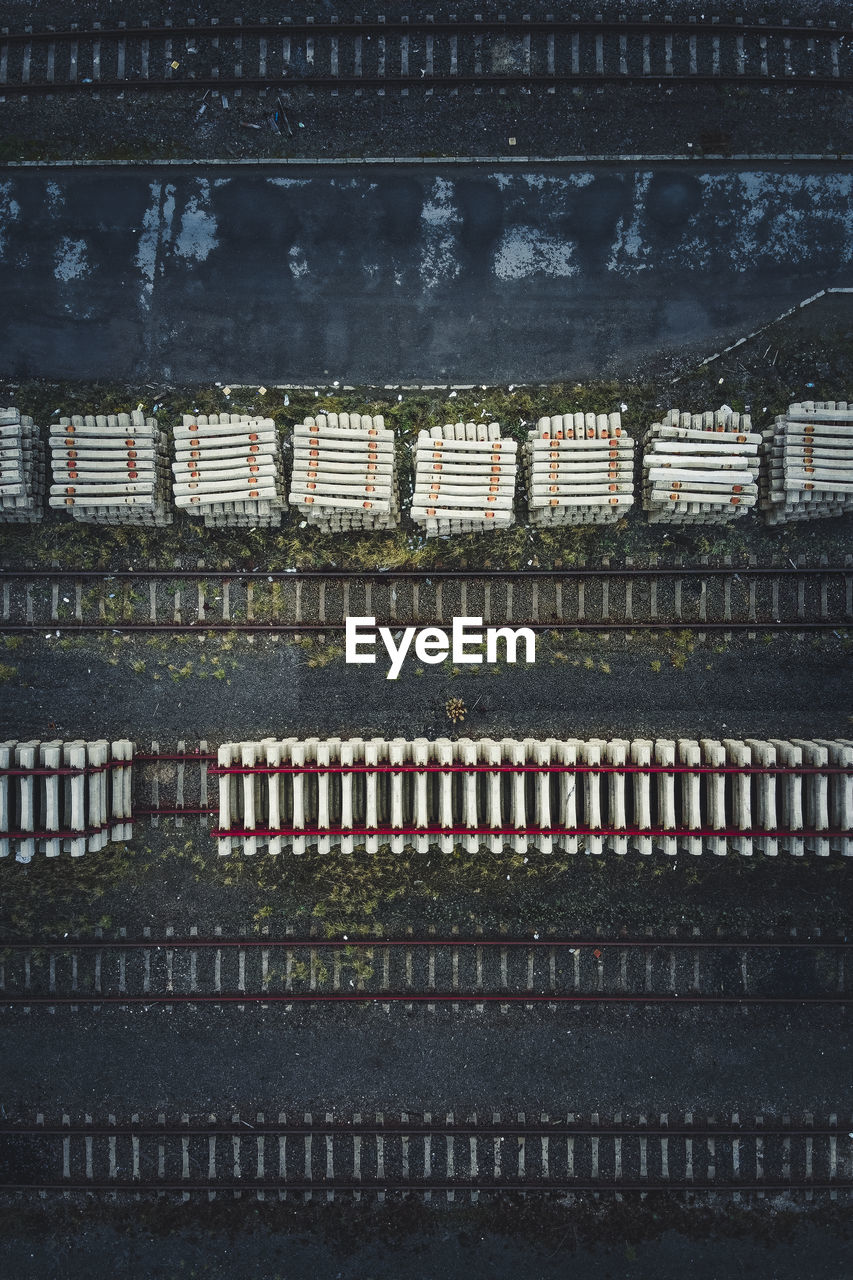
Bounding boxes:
216 736 853 859
0 408 45 523
5 734 849 862
0 739 133 862
2 401 851 529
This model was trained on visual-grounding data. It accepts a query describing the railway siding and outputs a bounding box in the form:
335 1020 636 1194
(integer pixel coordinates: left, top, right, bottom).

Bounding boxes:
0 565 850 632
0 1111 849 1197
214 735 853 859
0 932 849 1005
1 735 851 861
0 17 852 95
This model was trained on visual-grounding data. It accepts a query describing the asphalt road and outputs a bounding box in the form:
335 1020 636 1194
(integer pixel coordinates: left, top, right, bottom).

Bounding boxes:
1 161 852 383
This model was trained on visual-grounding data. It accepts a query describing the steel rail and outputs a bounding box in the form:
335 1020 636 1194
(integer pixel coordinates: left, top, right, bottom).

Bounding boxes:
0 765 112 778
0 567 845 579
2 76 851 95
3 938 847 951
2 1180 849 1193
207 763 853 776
2 622 845 632
0 1122 838 1137
211 825 850 840
0 825 112 840
2 993 849 1005
2 21 851 42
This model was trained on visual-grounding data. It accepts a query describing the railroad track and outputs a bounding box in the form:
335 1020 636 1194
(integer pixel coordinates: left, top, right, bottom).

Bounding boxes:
0 16 851 97
0 933 850 1006
1 566 850 633
3 735 852 860
0 1112 849 1196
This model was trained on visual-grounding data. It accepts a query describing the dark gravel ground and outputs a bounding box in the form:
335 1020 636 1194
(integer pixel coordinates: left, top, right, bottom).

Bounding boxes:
2 630 851 744
0 1205 850 1280
5 999 850 1114
3 84 850 165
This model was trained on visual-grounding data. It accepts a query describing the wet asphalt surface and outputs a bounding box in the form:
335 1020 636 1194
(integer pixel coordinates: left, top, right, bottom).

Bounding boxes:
1 162 852 384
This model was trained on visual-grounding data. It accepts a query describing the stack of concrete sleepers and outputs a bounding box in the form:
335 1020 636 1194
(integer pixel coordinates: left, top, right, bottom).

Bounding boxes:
642 408 759 523
0 408 45 522
411 423 517 537
523 412 634 525
760 400 853 524
0 738 133 862
289 413 399 531
49 411 172 525
214 735 853 859
173 414 286 528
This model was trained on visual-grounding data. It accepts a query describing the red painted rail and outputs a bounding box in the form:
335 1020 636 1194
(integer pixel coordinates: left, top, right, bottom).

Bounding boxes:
211 824 848 840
